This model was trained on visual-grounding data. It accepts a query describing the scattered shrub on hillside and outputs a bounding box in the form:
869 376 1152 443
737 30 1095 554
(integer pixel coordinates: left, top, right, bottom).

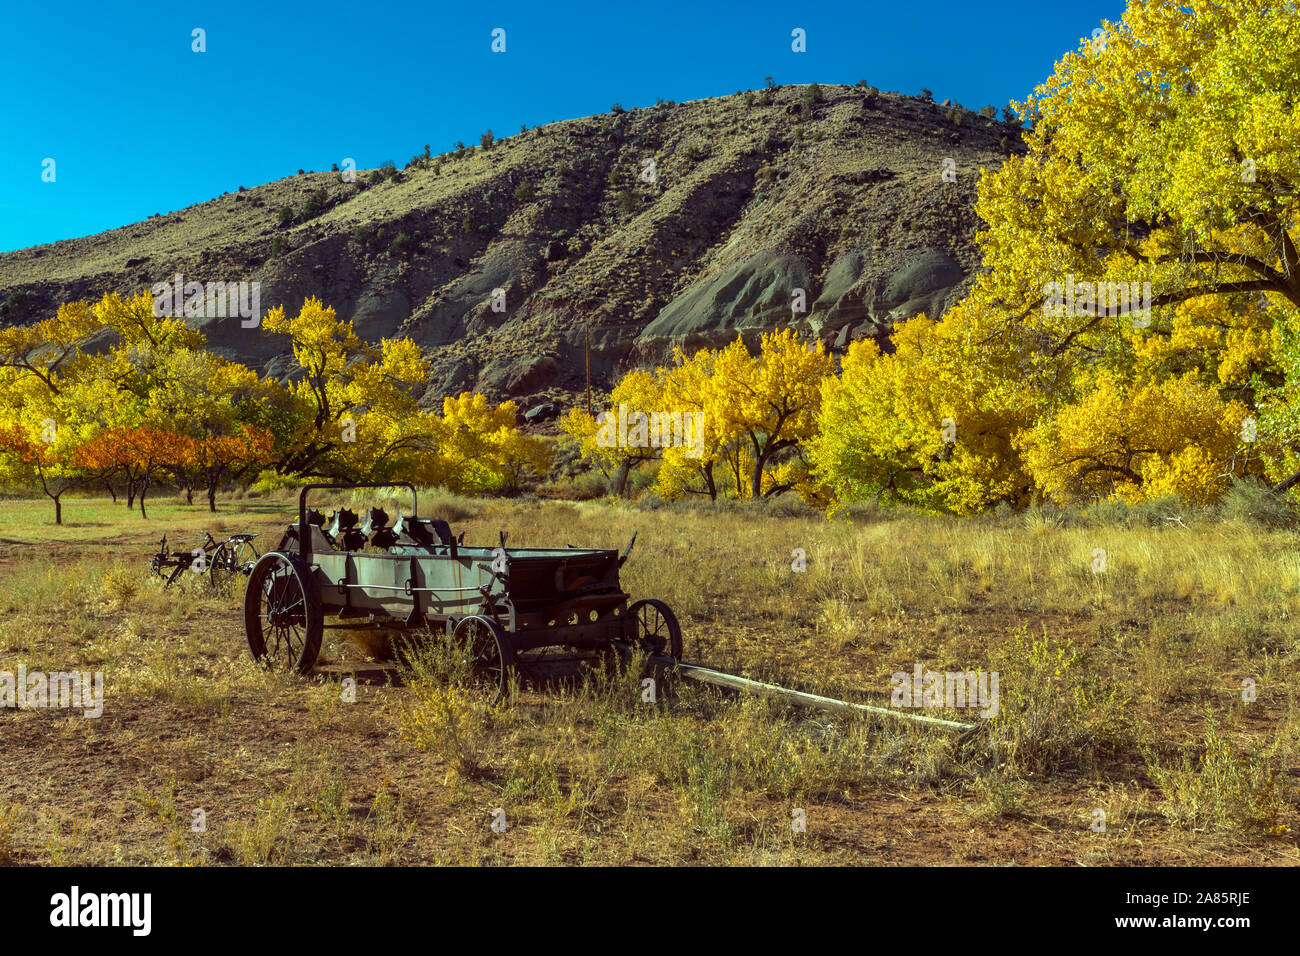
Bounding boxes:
461 212 478 234
389 231 413 255
980 104 997 119
513 181 535 203
480 130 495 149
276 205 294 227
300 187 329 219
803 82 824 107
616 189 637 214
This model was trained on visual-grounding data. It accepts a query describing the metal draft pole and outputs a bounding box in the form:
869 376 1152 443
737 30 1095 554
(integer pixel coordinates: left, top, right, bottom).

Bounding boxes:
624 646 981 736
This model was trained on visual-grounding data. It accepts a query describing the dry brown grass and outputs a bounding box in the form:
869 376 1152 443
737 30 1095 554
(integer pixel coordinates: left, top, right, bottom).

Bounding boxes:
0 491 1296 865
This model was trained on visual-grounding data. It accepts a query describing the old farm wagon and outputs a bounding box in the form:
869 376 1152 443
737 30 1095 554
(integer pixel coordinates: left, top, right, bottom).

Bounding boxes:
243 483 682 702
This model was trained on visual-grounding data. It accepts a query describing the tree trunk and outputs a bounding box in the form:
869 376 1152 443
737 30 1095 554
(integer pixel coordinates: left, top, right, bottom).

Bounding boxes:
139 481 150 519
103 479 117 503
750 454 766 500
609 459 633 497
53 494 62 526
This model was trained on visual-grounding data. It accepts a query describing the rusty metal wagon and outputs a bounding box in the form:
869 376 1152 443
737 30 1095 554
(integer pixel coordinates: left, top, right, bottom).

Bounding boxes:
242 482 682 702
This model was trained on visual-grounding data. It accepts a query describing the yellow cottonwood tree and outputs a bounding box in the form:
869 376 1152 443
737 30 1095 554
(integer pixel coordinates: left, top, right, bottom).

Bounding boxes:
260 297 434 478
1019 371 1252 505
707 329 833 499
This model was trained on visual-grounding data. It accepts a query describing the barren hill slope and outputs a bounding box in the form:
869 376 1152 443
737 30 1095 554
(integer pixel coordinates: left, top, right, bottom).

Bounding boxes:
0 84 1019 409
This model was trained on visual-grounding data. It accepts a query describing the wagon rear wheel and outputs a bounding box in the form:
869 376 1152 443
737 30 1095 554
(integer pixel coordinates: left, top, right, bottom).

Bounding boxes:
211 538 260 596
628 599 682 660
451 615 515 706
244 553 322 673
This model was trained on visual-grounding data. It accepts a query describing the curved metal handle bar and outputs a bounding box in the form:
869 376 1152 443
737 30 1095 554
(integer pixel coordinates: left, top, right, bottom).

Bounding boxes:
296 482 418 563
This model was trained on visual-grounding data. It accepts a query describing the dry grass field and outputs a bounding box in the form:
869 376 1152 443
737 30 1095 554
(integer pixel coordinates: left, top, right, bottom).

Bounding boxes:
0 489 1297 865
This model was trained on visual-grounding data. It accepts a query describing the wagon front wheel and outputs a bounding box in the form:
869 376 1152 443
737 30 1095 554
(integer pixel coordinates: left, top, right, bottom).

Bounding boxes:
244 552 322 673
451 616 515 706
628 599 682 660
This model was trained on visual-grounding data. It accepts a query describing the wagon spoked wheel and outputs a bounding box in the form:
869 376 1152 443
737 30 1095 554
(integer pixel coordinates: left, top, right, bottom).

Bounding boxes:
451 615 515 706
211 538 260 596
244 553 322 674
628 598 682 660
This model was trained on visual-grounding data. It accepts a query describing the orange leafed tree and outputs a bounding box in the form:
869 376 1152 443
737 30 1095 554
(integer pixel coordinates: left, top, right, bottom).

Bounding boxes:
177 425 276 512
76 426 188 519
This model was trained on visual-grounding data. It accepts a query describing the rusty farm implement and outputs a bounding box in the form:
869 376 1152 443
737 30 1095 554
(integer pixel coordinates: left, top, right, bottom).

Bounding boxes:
233 481 978 736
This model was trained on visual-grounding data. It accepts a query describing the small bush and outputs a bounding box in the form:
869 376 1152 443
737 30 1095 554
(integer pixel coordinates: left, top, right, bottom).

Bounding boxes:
227 791 296 865
396 639 499 777
986 626 1131 774
1217 476 1295 528
480 130 495 149
1145 718 1288 834
300 187 329 219
513 180 535 203
275 205 294 227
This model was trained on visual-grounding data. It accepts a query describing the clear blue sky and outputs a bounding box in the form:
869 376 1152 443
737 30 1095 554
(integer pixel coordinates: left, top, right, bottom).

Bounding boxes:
0 0 1122 253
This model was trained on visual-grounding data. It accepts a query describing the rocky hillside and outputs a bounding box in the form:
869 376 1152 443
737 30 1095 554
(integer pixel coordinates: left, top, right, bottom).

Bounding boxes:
0 84 1019 412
